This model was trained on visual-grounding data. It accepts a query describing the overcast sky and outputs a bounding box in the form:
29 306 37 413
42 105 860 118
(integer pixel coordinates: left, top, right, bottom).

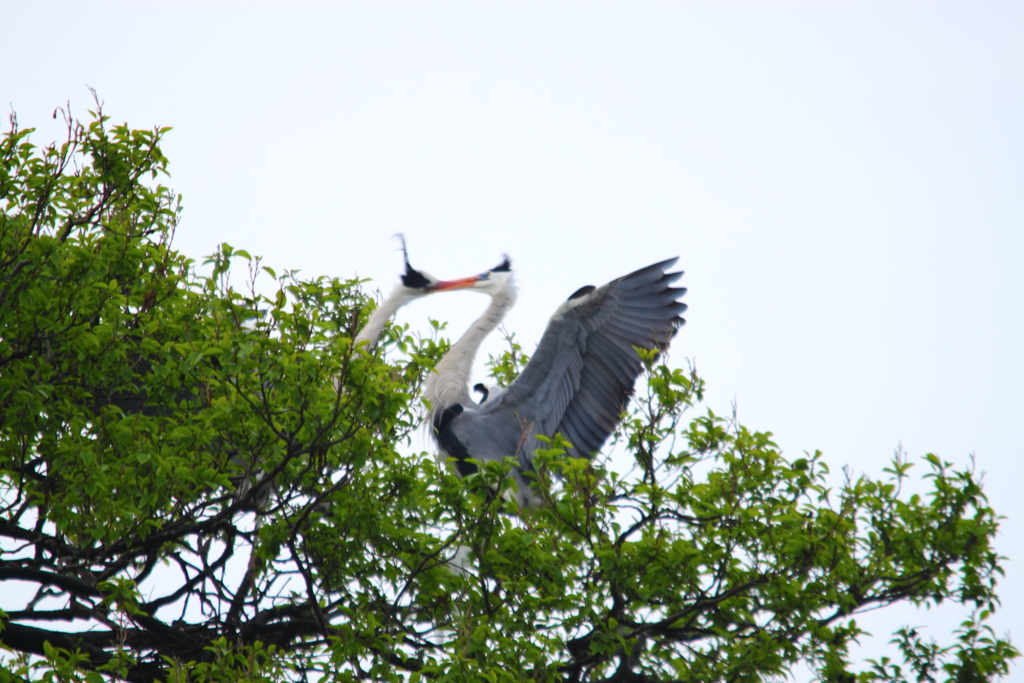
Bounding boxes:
3 1 1022 677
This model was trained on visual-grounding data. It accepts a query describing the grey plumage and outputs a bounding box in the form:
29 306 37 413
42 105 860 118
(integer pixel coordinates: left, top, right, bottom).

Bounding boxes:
429 258 686 508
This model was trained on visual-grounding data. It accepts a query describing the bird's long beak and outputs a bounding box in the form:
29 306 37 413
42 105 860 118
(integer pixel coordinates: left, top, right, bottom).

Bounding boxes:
429 276 480 292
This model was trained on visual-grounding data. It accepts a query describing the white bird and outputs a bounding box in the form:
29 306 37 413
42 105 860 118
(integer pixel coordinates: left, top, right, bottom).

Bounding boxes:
422 257 687 508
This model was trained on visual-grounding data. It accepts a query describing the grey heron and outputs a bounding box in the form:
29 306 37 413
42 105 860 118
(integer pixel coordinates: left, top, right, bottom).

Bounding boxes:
422 257 687 508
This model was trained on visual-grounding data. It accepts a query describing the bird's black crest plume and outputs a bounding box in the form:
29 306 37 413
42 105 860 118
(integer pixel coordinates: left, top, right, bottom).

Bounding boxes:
394 234 432 290
492 256 512 272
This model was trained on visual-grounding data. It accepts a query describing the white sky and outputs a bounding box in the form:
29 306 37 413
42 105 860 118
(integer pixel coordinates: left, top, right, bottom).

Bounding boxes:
3 1 1022 678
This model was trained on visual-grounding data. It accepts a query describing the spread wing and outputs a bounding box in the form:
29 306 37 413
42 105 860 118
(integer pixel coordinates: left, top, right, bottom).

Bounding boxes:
450 258 686 466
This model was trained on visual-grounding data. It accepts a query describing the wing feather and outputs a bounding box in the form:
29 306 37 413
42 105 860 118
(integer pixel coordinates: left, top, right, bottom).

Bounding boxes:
615 304 688 326
561 401 607 451
585 335 642 385
622 289 689 308
572 381 622 425
601 326 656 353
626 273 684 296
614 259 680 287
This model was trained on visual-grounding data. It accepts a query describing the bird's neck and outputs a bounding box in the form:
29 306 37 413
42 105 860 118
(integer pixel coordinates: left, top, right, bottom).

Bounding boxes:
354 287 414 345
425 284 517 413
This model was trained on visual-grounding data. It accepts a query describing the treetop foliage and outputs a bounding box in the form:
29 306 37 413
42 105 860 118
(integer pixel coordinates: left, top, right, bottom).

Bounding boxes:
0 104 1017 683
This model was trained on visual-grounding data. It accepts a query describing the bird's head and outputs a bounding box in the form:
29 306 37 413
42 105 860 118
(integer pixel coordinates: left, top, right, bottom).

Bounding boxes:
397 236 514 298
392 235 451 301
427 256 514 296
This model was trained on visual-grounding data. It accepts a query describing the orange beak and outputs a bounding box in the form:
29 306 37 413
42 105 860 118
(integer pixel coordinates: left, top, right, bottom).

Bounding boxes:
429 276 481 292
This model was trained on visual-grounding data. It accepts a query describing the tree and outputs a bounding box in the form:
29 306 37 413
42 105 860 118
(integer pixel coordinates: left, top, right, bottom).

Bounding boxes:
0 105 1017 683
